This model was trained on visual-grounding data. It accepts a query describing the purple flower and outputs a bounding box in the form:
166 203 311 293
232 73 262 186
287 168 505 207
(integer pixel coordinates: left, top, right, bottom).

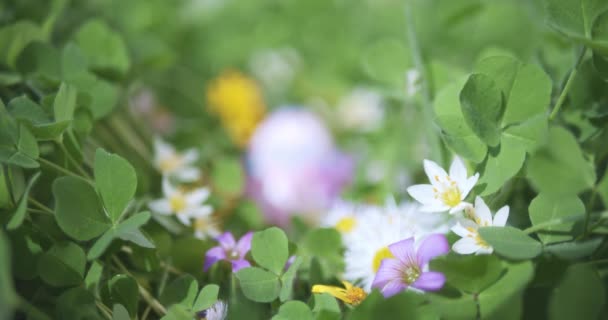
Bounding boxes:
204 232 253 272
372 234 449 297
245 108 353 226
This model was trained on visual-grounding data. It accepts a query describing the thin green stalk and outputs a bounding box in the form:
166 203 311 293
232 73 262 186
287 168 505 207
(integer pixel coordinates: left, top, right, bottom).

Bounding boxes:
404 2 443 162
583 186 599 237
27 207 53 216
112 256 167 316
38 157 89 181
95 300 113 320
549 47 587 120
28 198 54 214
57 141 92 178
523 214 584 234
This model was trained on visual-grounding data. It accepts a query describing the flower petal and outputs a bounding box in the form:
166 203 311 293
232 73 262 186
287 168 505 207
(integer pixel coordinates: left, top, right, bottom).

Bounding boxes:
449 156 467 186
449 202 470 214
175 167 201 182
216 232 236 249
231 259 251 272
187 188 211 206
149 199 172 214
451 220 477 237
474 197 492 225
493 206 509 227
476 247 494 255
154 138 175 161
204 246 226 271
181 149 199 164
378 279 407 298
423 160 449 186
388 238 416 265
412 271 446 291
190 205 213 218
452 237 479 255
236 232 253 256
416 234 449 267
460 174 479 199
421 204 451 213
372 259 404 289
176 214 192 226
162 177 178 196
407 184 439 205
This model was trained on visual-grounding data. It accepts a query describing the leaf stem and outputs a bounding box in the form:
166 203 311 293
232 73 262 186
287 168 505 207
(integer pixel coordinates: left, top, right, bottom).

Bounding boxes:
38 157 90 182
57 141 92 178
549 46 587 120
28 198 54 214
523 214 585 234
112 256 167 316
95 300 113 320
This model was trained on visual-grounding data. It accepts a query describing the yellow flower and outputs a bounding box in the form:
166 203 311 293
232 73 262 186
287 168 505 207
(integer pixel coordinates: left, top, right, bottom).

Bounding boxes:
312 281 367 306
206 71 266 147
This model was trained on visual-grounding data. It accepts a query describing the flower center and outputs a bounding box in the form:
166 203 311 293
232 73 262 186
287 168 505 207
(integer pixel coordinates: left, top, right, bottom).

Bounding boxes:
372 246 395 273
226 249 240 260
402 264 421 284
345 286 367 305
335 217 356 233
466 227 490 248
169 194 187 213
440 186 461 207
159 155 182 172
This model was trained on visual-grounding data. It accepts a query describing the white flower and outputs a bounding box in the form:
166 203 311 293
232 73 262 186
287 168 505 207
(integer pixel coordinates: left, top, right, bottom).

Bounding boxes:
343 199 449 291
407 157 479 214
405 69 421 97
451 196 509 255
148 178 212 226
153 138 200 182
193 215 221 240
198 300 228 320
336 87 385 132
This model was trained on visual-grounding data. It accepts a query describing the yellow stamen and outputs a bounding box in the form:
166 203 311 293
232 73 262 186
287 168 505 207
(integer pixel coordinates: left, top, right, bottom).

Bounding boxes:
312 281 367 305
441 186 461 207
466 227 490 248
372 246 395 273
159 155 182 172
335 217 356 233
170 194 187 213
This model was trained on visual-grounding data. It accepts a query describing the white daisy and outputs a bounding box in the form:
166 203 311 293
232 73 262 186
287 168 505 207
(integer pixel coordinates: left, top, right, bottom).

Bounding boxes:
388 199 452 238
154 138 201 181
148 178 212 226
321 200 364 238
451 196 509 255
407 157 479 214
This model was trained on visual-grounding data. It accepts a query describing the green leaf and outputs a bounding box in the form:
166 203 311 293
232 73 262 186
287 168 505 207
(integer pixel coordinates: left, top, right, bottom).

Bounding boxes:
95 148 137 223
312 293 340 314
0 230 17 320
478 261 534 319
88 211 153 260
235 267 281 303
160 275 198 308
474 55 521 97
112 304 130 320
280 256 303 302
545 0 608 40
74 20 130 75
272 301 313 320
29 120 71 141
84 261 104 292
54 82 78 122
0 21 44 68
502 64 552 126
433 78 487 163
108 274 139 317
478 226 542 260
18 124 39 159
53 176 111 241
528 193 585 244
527 126 596 195
549 264 605 320
56 287 100 320
478 137 526 195
460 73 504 146
160 305 191 320
37 242 86 287
7 95 49 124
544 237 603 260
501 114 548 154
252 227 289 275
430 254 504 293
7 171 40 230
193 284 220 312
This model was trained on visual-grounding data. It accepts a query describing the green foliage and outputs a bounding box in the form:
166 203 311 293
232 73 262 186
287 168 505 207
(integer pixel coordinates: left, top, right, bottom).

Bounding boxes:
37 242 86 287
94 148 137 223
459 74 503 147
272 301 313 320
431 254 503 293
236 267 281 303
252 227 289 275
478 227 542 260
528 193 585 244
548 264 605 320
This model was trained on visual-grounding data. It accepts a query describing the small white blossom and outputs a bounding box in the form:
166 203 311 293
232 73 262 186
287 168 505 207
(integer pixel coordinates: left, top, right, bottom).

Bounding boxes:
198 300 228 320
153 138 200 182
407 157 479 214
451 196 509 255
148 178 212 226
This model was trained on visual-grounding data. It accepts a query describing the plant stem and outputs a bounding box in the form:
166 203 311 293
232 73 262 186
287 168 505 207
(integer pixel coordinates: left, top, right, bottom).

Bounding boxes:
57 141 92 178
95 300 113 320
28 198 54 214
38 157 89 182
523 214 585 234
549 46 587 120
112 256 167 316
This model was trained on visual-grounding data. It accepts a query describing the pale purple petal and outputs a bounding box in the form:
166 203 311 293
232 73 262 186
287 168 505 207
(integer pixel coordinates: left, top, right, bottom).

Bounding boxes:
204 246 226 271
216 232 236 249
378 280 407 298
493 206 509 227
416 234 449 267
236 232 253 257
412 271 446 291
388 238 416 265
372 259 403 289
231 259 251 272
